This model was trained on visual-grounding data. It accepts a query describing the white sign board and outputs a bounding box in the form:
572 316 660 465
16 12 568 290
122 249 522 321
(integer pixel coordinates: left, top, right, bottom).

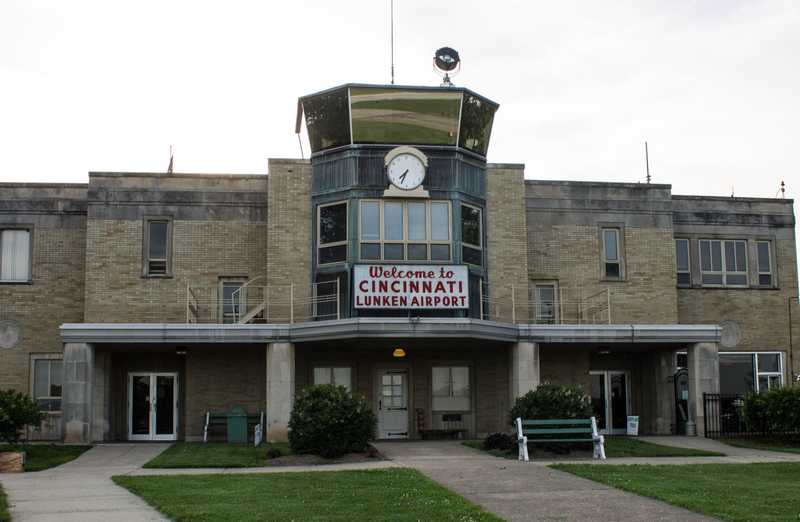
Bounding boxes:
354 264 469 309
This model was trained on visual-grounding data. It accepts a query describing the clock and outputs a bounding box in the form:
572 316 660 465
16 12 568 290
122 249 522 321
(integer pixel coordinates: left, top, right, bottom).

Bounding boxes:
386 148 427 190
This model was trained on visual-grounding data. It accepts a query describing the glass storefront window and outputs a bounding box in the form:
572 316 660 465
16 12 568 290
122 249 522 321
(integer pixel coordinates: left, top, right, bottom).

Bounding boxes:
432 366 470 411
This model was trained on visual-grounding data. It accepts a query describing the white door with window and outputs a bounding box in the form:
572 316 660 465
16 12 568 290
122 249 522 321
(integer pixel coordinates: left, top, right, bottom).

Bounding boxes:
128 372 178 441
376 369 408 439
590 371 630 435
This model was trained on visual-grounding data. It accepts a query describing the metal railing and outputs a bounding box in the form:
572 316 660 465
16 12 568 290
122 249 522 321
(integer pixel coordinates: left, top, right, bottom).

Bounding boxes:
703 393 800 439
480 284 612 325
187 280 611 325
186 280 339 324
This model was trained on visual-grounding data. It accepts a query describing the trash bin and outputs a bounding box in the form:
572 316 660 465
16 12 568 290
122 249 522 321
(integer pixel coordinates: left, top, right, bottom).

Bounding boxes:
227 406 248 443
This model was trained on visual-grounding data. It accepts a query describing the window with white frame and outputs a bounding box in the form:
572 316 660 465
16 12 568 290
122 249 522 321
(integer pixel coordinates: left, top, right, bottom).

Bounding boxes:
460 203 482 266
318 202 348 265
534 283 557 324
144 219 171 276
601 227 623 279
719 352 783 395
675 238 691 287
756 241 773 287
699 239 747 287
313 367 352 392
0 228 32 282
32 357 63 412
432 366 470 411
219 279 245 324
359 200 451 262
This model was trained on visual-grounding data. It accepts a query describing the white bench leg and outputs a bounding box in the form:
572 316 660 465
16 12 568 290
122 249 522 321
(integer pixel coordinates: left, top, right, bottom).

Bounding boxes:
593 435 606 460
518 436 529 462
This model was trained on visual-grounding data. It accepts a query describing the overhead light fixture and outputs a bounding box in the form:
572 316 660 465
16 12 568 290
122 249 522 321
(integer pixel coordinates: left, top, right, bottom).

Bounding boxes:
392 347 406 358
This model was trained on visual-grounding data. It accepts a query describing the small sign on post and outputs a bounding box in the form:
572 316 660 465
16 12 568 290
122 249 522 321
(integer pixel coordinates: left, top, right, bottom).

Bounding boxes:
626 415 640 436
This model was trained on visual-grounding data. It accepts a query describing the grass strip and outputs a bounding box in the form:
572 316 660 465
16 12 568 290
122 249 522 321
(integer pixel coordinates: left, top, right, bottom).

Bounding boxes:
552 462 800 522
114 468 501 521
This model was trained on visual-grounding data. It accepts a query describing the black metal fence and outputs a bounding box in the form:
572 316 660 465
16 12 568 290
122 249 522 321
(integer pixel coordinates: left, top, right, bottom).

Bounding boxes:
703 392 800 439
703 393 749 438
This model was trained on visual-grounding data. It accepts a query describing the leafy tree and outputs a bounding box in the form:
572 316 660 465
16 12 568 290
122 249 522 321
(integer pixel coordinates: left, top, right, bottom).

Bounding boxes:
0 389 45 444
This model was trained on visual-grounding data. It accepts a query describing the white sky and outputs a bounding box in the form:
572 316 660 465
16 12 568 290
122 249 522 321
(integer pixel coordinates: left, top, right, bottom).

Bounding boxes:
1 0 798 262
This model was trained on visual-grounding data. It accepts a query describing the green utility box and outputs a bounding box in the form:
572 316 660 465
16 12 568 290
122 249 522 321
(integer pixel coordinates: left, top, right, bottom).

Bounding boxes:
226 406 248 443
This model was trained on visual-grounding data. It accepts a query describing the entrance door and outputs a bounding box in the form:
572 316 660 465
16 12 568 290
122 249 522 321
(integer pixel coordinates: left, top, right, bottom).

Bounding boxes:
128 373 178 441
376 370 408 439
590 371 629 435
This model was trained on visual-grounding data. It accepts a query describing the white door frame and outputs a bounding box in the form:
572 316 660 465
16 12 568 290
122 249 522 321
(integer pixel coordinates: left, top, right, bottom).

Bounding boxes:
127 372 179 441
589 370 630 435
375 368 410 439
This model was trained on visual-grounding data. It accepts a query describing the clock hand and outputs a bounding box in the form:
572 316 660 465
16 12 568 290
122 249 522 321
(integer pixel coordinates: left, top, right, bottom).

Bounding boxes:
399 170 408 183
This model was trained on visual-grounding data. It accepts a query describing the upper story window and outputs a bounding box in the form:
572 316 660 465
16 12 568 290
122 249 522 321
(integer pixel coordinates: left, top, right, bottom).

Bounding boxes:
699 239 747 287
461 203 482 266
675 239 691 287
0 228 31 283
534 283 557 324
601 227 623 280
318 202 348 265
359 200 451 262
144 219 172 277
756 241 773 287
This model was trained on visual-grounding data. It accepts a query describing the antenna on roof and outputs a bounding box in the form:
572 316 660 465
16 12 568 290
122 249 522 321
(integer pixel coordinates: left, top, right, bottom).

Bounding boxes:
644 141 650 184
780 180 785 199
390 0 395 85
167 145 174 174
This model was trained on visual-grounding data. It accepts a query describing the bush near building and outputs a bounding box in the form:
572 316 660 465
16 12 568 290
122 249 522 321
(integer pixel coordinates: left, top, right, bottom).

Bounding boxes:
0 390 45 444
742 385 800 435
509 384 594 422
288 385 377 458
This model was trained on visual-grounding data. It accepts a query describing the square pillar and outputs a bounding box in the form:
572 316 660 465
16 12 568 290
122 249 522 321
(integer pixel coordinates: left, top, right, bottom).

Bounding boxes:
509 342 540 405
686 342 720 437
652 350 676 435
92 350 111 442
62 342 94 444
266 342 295 442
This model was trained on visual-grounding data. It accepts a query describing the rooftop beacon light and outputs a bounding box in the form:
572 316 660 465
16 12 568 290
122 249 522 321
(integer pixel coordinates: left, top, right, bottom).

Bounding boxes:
433 47 460 87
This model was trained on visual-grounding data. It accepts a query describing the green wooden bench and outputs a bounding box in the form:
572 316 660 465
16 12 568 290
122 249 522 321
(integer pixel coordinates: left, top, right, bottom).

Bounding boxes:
515 417 606 461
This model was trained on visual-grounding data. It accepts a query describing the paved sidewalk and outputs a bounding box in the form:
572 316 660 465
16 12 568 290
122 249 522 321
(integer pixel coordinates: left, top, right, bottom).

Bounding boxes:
0 443 171 522
374 440 717 522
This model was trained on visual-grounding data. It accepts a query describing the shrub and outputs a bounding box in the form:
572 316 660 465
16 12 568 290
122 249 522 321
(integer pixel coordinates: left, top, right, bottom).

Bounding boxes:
265 447 283 459
509 384 593 423
743 385 800 434
288 385 377 459
0 389 45 444
483 432 515 451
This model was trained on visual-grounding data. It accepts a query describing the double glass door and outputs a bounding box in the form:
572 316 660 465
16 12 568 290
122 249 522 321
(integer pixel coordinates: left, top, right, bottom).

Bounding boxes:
128 373 178 441
590 371 629 434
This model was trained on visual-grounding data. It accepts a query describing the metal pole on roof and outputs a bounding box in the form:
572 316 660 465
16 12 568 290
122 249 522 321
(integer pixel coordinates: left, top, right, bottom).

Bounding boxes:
390 0 395 85
645 141 651 184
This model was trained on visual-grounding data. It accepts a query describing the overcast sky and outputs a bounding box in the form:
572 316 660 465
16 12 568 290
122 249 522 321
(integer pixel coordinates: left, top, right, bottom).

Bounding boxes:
1 2 797 221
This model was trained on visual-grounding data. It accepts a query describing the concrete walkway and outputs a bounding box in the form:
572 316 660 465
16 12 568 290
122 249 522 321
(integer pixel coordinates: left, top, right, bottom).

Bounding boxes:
374 440 717 522
0 443 171 522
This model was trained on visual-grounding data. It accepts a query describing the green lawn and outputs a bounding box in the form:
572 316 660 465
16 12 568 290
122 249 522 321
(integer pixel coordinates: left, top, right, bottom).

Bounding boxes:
0 483 9 522
113 468 500 521
143 442 291 468
552 462 800 522
463 436 723 459
0 444 91 471
721 438 800 454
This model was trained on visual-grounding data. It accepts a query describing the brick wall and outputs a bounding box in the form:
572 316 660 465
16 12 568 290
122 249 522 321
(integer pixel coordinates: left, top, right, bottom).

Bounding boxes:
0 185 86 394
486 165 529 322
525 181 679 324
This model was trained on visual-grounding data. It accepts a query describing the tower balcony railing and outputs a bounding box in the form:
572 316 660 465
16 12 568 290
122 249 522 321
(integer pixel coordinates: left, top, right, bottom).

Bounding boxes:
186 280 339 324
185 280 611 325
480 284 612 325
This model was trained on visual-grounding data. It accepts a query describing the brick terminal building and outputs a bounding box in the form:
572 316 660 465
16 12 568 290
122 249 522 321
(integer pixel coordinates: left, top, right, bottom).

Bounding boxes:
0 82 797 444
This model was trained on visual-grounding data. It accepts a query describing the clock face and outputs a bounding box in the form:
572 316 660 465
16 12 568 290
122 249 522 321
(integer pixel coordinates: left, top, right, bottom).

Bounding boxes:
387 153 425 190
